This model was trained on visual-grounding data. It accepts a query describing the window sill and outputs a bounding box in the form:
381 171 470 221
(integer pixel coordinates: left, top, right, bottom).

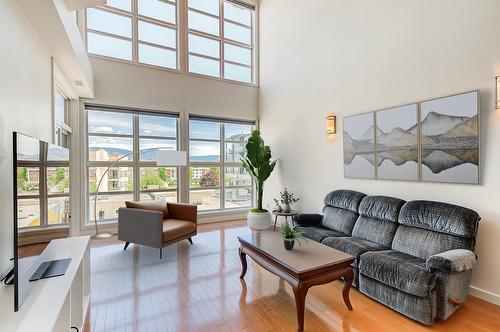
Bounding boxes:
19 225 70 246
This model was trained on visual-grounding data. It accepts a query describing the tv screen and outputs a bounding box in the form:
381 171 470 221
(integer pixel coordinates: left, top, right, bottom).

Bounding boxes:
13 132 70 311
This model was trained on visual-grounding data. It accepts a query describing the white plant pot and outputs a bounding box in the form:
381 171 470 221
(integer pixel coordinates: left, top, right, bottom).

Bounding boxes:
247 210 272 230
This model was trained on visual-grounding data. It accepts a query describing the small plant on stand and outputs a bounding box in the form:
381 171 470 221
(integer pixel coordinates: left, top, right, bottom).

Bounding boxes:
280 188 299 213
281 220 306 251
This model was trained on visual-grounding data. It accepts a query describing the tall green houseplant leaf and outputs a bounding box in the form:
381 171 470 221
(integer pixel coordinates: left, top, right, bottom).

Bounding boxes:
241 130 277 212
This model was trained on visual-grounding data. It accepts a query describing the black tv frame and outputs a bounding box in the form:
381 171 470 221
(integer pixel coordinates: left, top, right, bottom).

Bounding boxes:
12 132 20 311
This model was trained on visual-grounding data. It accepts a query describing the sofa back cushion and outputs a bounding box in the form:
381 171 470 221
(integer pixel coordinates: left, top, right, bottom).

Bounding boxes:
351 195 406 247
392 200 480 259
321 190 366 235
125 200 169 219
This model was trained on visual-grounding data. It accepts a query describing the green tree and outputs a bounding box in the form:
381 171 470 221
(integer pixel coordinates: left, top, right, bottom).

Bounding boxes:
17 167 27 186
140 174 162 189
157 167 170 182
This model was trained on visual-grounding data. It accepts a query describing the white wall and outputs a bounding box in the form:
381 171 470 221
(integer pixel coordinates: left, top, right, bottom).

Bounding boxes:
0 1 53 275
88 58 258 120
259 0 500 304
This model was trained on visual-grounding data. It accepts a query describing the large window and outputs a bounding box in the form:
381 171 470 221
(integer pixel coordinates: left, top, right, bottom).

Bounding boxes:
86 0 178 69
85 0 256 84
17 138 70 229
86 107 179 223
187 0 255 83
188 117 253 211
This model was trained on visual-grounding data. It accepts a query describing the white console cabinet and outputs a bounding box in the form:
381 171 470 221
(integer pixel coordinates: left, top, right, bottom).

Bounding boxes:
0 236 90 332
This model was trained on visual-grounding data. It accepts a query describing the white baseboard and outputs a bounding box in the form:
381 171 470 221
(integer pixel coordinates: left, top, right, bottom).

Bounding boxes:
469 286 500 306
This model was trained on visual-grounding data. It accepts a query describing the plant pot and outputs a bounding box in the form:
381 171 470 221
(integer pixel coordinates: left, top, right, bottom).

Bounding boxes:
247 210 272 230
275 205 282 212
283 204 291 213
283 238 295 251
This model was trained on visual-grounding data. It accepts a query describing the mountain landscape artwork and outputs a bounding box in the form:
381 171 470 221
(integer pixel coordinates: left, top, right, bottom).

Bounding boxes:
420 91 479 184
343 112 375 178
376 104 418 181
343 91 479 184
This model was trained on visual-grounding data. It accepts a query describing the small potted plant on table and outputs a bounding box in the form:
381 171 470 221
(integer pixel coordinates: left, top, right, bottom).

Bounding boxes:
281 220 306 251
241 130 277 230
280 188 299 213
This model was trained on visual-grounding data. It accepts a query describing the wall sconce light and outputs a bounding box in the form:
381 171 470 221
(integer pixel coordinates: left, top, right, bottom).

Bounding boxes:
326 114 336 134
496 76 500 109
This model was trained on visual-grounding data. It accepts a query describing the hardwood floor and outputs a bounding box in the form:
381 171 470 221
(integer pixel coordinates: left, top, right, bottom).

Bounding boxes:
83 220 500 332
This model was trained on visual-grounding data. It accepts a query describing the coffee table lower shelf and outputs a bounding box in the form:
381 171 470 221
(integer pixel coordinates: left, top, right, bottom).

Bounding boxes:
238 241 354 332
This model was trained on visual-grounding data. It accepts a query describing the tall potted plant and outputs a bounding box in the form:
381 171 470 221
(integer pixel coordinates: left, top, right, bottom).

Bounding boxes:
241 130 277 230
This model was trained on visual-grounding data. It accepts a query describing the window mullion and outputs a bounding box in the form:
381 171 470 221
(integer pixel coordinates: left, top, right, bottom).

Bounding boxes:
133 114 140 202
220 121 225 210
220 0 224 78
132 0 138 63
40 142 48 228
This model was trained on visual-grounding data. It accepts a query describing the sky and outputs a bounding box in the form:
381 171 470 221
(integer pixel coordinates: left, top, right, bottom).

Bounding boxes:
343 112 373 140
88 112 251 158
376 104 417 133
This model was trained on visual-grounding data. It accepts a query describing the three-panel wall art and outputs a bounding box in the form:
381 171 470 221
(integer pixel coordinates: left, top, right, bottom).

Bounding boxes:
343 90 479 184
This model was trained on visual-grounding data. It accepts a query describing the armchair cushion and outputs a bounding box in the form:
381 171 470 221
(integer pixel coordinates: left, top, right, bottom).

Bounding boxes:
125 200 169 219
293 213 322 227
167 203 197 223
426 249 476 273
163 219 196 242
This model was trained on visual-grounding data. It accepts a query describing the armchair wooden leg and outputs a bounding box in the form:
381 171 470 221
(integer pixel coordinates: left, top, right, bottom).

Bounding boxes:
188 237 193 245
123 242 130 251
160 248 163 259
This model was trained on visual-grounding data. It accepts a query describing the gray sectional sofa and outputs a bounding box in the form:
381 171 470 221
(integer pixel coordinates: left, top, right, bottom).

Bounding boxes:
294 190 480 325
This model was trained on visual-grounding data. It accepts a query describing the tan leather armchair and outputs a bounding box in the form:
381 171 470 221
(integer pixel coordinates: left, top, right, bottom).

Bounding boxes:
118 201 197 258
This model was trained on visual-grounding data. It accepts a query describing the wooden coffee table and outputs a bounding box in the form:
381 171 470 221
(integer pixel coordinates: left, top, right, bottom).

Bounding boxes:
238 232 355 332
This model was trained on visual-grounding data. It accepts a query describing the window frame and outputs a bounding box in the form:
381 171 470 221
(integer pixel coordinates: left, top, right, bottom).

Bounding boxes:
85 106 180 224
85 0 180 71
17 142 70 230
54 87 72 149
83 0 258 86
186 0 256 84
188 116 254 212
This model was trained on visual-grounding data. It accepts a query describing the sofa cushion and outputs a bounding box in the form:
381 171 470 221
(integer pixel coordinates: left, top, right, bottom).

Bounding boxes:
322 206 359 235
296 226 344 243
399 200 480 238
358 195 406 222
359 250 437 298
126 200 169 219
351 195 405 247
324 189 366 212
322 236 387 267
162 219 196 242
320 190 366 235
392 225 475 260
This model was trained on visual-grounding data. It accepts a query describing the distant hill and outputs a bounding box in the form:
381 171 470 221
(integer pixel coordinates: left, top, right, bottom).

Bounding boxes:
190 155 220 162
421 111 469 136
378 127 417 147
360 125 383 142
442 115 477 138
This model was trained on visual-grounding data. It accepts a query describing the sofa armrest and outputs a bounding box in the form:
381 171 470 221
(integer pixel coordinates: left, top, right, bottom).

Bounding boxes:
293 214 323 227
167 203 197 224
426 249 476 273
118 208 163 248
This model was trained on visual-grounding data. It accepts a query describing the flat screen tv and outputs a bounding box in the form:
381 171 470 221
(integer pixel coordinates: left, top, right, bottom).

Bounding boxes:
11 132 70 311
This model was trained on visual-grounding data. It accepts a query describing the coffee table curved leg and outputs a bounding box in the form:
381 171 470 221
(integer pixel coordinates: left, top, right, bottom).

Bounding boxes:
239 246 247 279
292 284 308 332
342 268 354 310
